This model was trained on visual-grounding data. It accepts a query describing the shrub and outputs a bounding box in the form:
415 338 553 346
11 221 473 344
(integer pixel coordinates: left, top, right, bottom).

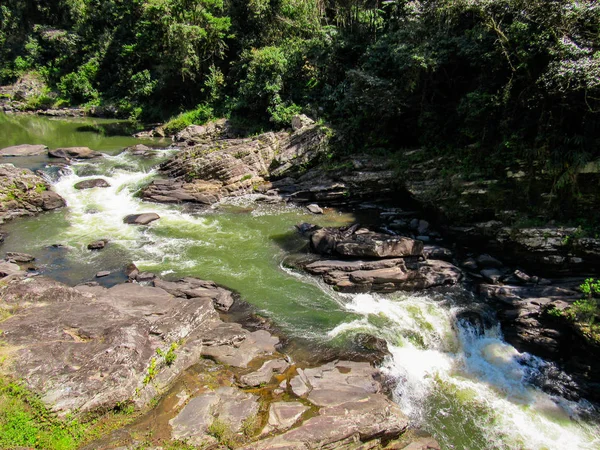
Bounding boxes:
163 104 214 135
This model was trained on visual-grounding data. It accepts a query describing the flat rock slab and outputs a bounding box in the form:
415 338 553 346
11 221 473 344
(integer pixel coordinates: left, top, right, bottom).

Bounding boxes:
262 401 309 435
243 394 408 449
201 322 279 367
74 179 110 190
239 358 289 387
290 360 381 407
123 213 160 225
48 147 101 159
0 144 48 156
0 276 226 417
170 386 259 446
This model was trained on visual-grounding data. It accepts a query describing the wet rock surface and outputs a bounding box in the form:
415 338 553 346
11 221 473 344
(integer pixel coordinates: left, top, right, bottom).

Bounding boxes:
48 146 102 159
0 143 48 156
0 164 66 223
123 212 160 225
296 224 462 293
74 178 111 190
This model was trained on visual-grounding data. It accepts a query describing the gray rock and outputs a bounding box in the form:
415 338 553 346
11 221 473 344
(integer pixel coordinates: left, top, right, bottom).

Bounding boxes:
123 213 160 225
290 360 381 407
74 179 110 190
480 268 503 284
303 258 462 293
96 270 111 278
5 252 35 263
476 254 503 269
0 261 23 277
48 147 101 159
423 245 453 262
87 240 107 250
514 270 531 283
239 359 289 387
291 114 314 131
136 272 156 282
0 277 218 416
169 386 259 446
461 257 478 271
0 165 65 223
125 263 139 280
310 227 423 258
153 277 234 312
0 144 48 156
243 394 408 449
306 203 323 214
261 401 309 435
201 324 278 368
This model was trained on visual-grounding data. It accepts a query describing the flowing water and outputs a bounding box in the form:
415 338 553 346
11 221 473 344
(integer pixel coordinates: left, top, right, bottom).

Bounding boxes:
0 112 598 449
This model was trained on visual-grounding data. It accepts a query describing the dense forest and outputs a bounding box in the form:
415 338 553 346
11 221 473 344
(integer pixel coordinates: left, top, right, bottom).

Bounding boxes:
1 1 599 186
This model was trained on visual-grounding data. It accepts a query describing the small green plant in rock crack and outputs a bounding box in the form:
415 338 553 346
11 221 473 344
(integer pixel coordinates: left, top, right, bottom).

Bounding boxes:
156 341 181 367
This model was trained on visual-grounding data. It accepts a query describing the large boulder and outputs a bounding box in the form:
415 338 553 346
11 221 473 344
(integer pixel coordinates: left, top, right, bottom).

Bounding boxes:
48 147 102 159
310 226 424 258
0 144 48 156
0 164 66 223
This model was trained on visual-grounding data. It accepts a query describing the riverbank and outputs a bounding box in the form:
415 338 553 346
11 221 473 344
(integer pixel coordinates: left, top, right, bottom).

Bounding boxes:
0 112 599 449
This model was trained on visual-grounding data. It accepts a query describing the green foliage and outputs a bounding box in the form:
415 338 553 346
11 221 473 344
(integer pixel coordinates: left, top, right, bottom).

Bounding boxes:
163 104 214 135
143 357 158 385
0 377 87 450
156 341 179 367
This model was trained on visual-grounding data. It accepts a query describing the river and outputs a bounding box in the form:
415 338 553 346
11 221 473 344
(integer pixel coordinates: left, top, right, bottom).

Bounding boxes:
0 112 598 449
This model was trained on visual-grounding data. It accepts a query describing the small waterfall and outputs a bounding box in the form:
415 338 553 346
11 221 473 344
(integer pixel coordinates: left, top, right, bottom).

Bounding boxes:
329 292 600 450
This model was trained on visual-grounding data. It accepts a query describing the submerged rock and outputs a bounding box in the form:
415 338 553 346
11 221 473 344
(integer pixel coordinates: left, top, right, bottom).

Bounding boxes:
87 239 108 250
123 212 160 225
74 178 110 190
0 144 48 156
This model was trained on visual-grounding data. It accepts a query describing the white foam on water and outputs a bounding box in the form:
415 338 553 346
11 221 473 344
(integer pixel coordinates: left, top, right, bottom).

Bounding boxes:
331 292 600 450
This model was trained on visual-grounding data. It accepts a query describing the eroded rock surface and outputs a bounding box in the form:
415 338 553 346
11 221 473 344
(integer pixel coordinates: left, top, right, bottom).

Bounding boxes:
0 164 66 223
297 224 462 293
0 276 276 417
169 386 259 447
123 212 160 225
142 120 330 205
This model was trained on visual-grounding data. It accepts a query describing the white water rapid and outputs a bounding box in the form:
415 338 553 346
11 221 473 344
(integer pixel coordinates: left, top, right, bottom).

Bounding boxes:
329 292 600 449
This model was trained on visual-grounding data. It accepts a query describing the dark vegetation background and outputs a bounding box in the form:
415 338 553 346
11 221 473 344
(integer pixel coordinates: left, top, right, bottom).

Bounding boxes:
1 0 599 218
